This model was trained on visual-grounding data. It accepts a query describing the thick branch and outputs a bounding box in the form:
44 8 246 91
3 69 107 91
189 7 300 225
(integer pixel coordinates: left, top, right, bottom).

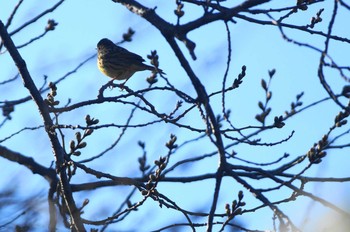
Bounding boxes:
0 145 56 183
0 20 85 231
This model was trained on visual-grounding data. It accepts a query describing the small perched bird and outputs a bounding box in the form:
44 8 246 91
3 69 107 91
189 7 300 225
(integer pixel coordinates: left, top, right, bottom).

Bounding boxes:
97 38 162 82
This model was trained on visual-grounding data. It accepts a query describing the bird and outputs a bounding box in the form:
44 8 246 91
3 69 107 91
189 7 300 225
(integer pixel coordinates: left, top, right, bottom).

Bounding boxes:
97 38 162 82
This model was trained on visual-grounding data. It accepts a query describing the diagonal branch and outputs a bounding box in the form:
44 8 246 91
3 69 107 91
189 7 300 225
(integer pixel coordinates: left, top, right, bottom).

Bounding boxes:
0 20 85 231
0 145 57 183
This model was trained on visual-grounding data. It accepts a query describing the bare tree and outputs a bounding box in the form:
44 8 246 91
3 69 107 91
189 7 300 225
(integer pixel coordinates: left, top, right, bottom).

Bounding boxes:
1 0 350 231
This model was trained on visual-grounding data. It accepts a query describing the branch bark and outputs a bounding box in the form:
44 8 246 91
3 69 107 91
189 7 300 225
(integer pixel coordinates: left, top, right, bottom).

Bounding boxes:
0 20 85 232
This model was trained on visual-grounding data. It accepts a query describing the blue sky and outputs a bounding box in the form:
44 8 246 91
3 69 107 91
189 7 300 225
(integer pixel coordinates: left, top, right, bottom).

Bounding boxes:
1 1 350 231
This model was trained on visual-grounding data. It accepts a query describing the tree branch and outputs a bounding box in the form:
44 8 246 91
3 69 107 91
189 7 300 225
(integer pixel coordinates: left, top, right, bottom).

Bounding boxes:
0 20 85 231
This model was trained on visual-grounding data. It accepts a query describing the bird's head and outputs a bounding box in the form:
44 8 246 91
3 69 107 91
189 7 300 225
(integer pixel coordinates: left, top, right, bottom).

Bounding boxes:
97 38 115 51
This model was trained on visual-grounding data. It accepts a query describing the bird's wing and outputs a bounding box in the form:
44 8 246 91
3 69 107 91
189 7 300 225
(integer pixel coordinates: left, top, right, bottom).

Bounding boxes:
115 46 146 63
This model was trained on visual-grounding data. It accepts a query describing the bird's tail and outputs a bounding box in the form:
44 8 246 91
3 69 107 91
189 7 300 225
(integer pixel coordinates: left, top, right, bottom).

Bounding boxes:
155 67 165 75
